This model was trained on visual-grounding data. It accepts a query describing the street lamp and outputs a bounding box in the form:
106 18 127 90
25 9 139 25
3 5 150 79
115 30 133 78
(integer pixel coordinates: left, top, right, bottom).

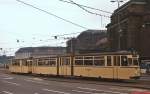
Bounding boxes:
111 0 124 50
110 0 123 8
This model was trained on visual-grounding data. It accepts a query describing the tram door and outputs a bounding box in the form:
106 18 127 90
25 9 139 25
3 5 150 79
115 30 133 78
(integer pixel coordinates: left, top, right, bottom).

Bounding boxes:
27 60 33 73
59 57 71 76
113 56 120 79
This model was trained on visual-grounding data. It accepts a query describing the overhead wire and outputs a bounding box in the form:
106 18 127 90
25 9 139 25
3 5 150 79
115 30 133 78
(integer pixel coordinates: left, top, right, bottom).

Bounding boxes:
15 0 89 29
65 0 110 28
15 0 108 42
59 0 112 14
15 0 109 48
62 0 110 18
52 31 81 39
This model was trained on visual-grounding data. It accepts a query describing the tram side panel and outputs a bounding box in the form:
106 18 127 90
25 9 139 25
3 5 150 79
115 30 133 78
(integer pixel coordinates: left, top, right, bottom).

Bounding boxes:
74 66 114 78
9 66 22 73
117 67 140 79
33 66 57 75
74 55 141 80
9 59 23 73
74 56 114 79
32 58 58 75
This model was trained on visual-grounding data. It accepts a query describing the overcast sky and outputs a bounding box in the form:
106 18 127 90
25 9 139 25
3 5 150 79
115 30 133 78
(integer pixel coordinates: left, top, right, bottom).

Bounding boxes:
0 0 129 56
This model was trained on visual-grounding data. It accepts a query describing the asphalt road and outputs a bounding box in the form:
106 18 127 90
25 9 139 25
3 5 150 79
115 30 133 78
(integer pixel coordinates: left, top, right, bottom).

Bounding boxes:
0 69 150 94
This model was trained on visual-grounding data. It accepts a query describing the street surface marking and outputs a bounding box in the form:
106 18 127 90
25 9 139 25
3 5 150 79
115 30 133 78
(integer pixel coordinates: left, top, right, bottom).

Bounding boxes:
3 80 20 86
24 79 49 85
0 74 11 78
2 91 13 94
77 87 128 94
77 87 103 92
42 88 70 94
3 77 14 80
33 78 43 81
72 90 101 94
110 88 148 92
28 77 43 81
34 93 39 94
130 89 148 92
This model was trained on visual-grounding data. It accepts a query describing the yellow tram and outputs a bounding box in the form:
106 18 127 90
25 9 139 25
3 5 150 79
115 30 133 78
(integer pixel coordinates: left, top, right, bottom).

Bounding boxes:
9 51 141 80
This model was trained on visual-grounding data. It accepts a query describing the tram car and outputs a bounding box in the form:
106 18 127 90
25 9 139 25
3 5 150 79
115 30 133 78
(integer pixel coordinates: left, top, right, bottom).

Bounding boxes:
9 51 141 80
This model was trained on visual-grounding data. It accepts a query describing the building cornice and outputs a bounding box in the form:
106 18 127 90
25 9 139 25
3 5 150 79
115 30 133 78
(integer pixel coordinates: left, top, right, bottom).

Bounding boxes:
112 1 146 17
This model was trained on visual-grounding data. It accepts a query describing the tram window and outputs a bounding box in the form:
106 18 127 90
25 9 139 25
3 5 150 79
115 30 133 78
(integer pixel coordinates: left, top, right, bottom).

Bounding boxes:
94 60 105 66
75 60 83 65
22 60 27 66
12 60 20 66
114 56 120 66
38 60 44 66
49 58 57 61
75 56 83 59
113 56 117 66
62 58 70 65
84 56 93 59
133 59 139 65
66 59 70 65
26 61 28 66
107 56 112 66
49 61 56 66
117 56 120 66
28 61 33 66
128 58 132 66
121 56 128 66
94 56 104 59
44 61 50 66
84 60 93 65
12 62 20 66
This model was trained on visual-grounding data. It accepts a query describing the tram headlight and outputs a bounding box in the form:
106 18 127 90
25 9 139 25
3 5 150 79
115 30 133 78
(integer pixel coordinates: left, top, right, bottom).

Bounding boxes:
135 71 138 75
135 69 140 76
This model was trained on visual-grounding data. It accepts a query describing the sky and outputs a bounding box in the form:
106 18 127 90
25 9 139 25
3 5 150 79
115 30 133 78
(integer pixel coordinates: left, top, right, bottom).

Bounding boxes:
0 0 129 56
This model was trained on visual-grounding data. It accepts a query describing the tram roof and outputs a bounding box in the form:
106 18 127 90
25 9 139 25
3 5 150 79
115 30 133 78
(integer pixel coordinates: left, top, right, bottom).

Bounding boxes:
13 51 138 59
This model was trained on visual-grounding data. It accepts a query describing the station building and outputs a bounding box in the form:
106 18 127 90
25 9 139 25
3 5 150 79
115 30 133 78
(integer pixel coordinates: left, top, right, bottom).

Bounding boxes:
15 47 66 59
66 29 108 54
107 0 150 58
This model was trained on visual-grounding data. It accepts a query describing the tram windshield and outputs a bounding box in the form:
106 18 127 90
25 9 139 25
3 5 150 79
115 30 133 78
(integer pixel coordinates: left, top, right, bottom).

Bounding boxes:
133 59 139 65
121 57 139 66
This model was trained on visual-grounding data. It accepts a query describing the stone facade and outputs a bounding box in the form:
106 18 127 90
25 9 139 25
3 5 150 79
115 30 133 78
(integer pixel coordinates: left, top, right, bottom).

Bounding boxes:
107 0 150 58
66 30 108 54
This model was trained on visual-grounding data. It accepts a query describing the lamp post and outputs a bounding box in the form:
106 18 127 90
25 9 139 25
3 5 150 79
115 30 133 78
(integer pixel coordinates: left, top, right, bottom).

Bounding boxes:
55 36 74 76
66 37 74 76
111 0 123 50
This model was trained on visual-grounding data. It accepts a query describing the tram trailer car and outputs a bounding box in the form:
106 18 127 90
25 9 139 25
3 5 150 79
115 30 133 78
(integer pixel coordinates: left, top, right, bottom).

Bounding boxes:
9 52 141 80
9 58 29 73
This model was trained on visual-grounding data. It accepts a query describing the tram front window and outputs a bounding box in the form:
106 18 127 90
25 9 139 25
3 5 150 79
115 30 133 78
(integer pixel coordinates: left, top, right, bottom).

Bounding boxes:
133 59 139 65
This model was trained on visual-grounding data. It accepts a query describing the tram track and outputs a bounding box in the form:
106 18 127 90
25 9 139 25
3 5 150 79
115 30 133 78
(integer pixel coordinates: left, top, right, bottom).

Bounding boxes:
42 76 150 90
2 68 150 90
9 73 150 90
